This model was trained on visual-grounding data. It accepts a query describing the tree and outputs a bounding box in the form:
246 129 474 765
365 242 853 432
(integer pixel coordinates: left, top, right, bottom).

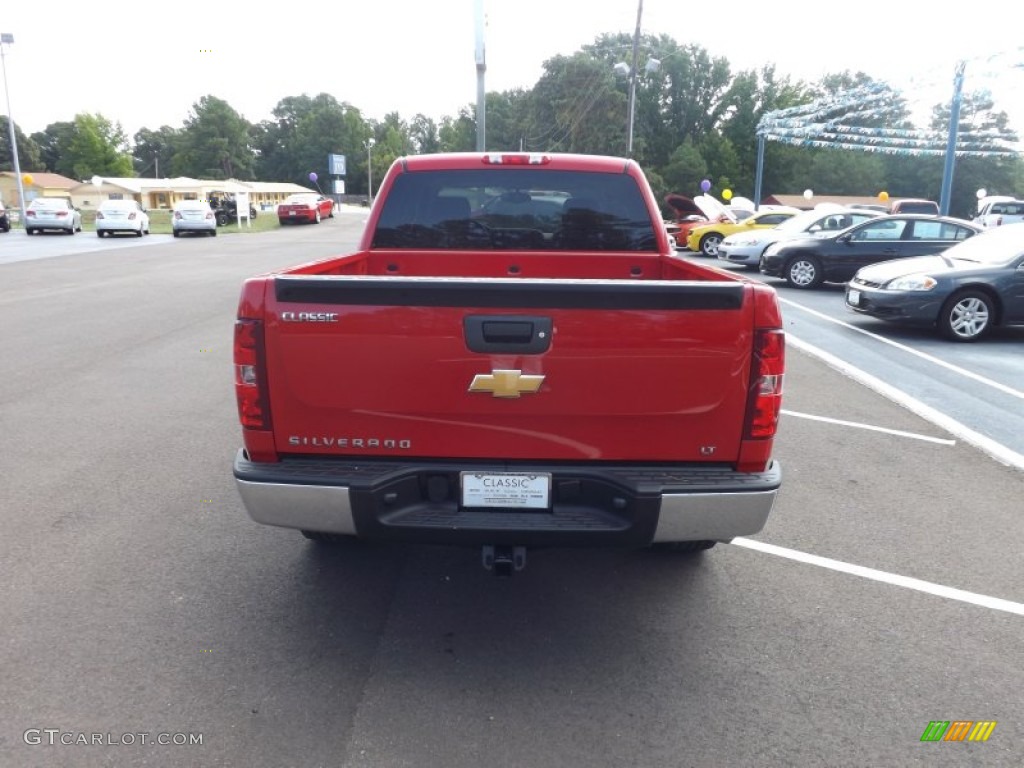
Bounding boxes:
43 113 134 179
660 138 708 197
133 126 181 177
30 121 76 174
525 53 624 154
173 96 255 179
482 89 532 151
920 90 1023 217
438 108 476 153
0 117 44 172
409 114 441 154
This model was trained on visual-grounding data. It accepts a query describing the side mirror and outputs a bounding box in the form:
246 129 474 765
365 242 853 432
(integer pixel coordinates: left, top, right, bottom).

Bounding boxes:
837 233 852 243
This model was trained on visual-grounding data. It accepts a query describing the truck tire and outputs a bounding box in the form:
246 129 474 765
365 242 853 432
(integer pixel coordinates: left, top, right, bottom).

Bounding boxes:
939 290 995 341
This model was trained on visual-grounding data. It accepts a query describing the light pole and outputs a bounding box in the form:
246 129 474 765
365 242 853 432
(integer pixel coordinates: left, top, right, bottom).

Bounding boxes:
939 61 966 217
626 0 643 156
1 32 28 228
366 138 375 206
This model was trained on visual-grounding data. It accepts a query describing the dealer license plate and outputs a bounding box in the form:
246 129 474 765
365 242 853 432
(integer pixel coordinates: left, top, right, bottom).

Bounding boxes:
460 472 551 510
847 289 861 306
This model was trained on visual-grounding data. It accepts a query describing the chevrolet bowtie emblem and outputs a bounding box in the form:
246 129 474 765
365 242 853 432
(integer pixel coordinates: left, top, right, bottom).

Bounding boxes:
469 369 545 398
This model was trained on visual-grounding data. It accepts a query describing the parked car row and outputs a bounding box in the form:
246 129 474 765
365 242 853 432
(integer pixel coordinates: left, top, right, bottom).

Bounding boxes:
700 208 1023 342
758 214 981 289
1 196 340 239
718 206 883 269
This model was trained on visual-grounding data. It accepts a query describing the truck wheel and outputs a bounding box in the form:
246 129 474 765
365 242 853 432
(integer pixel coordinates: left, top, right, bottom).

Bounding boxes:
301 530 356 544
699 232 723 257
785 256 824 289
939 290 995 342
649 540 717 553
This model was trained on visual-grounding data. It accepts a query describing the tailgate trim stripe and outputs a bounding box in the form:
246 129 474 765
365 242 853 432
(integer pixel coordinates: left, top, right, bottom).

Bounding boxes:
275 277 745 310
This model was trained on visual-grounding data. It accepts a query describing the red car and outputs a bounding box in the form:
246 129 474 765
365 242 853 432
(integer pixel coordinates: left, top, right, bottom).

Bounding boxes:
277 193 335 225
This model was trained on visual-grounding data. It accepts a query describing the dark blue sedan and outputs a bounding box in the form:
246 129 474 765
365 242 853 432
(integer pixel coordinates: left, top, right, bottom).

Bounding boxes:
845 223 1024 341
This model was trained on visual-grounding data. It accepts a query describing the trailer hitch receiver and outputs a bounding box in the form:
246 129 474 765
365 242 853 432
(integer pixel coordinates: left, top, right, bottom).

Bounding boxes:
482 545 526 577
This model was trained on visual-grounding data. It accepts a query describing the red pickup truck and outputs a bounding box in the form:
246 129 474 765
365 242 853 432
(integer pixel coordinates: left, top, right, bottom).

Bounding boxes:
233 152 784 574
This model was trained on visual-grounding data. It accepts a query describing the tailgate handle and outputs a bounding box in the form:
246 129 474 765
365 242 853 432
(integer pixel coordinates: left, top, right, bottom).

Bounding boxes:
464 315 552 354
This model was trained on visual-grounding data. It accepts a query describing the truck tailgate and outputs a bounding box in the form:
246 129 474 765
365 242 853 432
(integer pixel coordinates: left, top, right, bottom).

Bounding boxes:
263 275 755 463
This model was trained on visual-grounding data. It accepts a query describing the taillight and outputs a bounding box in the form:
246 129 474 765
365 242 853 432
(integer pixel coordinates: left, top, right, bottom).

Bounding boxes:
744 329 785 439
26 210 36 217
128 212 136 220
96 212 105 220
205 212 214 220
996 215 1003 226
55 211 68 217
234 319 271 429
174 211 182 220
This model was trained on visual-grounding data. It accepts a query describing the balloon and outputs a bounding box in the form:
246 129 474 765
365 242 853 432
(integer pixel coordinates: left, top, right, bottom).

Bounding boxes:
722 189 733 201
803 189 813 200
878 191 889 202
700 179 711 193
309 172 318 182
22 174 33 186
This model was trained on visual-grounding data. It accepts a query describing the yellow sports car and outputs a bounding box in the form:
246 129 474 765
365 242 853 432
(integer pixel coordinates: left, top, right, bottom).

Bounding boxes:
686 206 800 257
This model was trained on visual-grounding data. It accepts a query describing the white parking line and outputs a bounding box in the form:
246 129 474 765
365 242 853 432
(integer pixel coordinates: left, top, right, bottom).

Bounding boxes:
787 335 1024 471
780 297 1024 402
731 538 1024 616
781 410 957 445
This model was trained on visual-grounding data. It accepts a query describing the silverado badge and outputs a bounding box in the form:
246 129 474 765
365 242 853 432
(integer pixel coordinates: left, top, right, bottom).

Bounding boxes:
469 370 545 399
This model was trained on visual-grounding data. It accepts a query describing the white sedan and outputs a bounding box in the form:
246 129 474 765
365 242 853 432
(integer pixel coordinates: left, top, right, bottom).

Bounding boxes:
95 199 150 238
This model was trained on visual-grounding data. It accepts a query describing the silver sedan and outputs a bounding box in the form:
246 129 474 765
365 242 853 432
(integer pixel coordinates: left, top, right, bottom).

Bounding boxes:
172 200 217 237
25 197 83 235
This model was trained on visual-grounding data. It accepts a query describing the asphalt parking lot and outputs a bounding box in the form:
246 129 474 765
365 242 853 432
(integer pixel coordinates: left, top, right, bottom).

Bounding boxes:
1 222 1020 767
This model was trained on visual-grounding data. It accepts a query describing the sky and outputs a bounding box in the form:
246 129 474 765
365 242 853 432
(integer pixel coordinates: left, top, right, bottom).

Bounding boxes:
2 1 1023 142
